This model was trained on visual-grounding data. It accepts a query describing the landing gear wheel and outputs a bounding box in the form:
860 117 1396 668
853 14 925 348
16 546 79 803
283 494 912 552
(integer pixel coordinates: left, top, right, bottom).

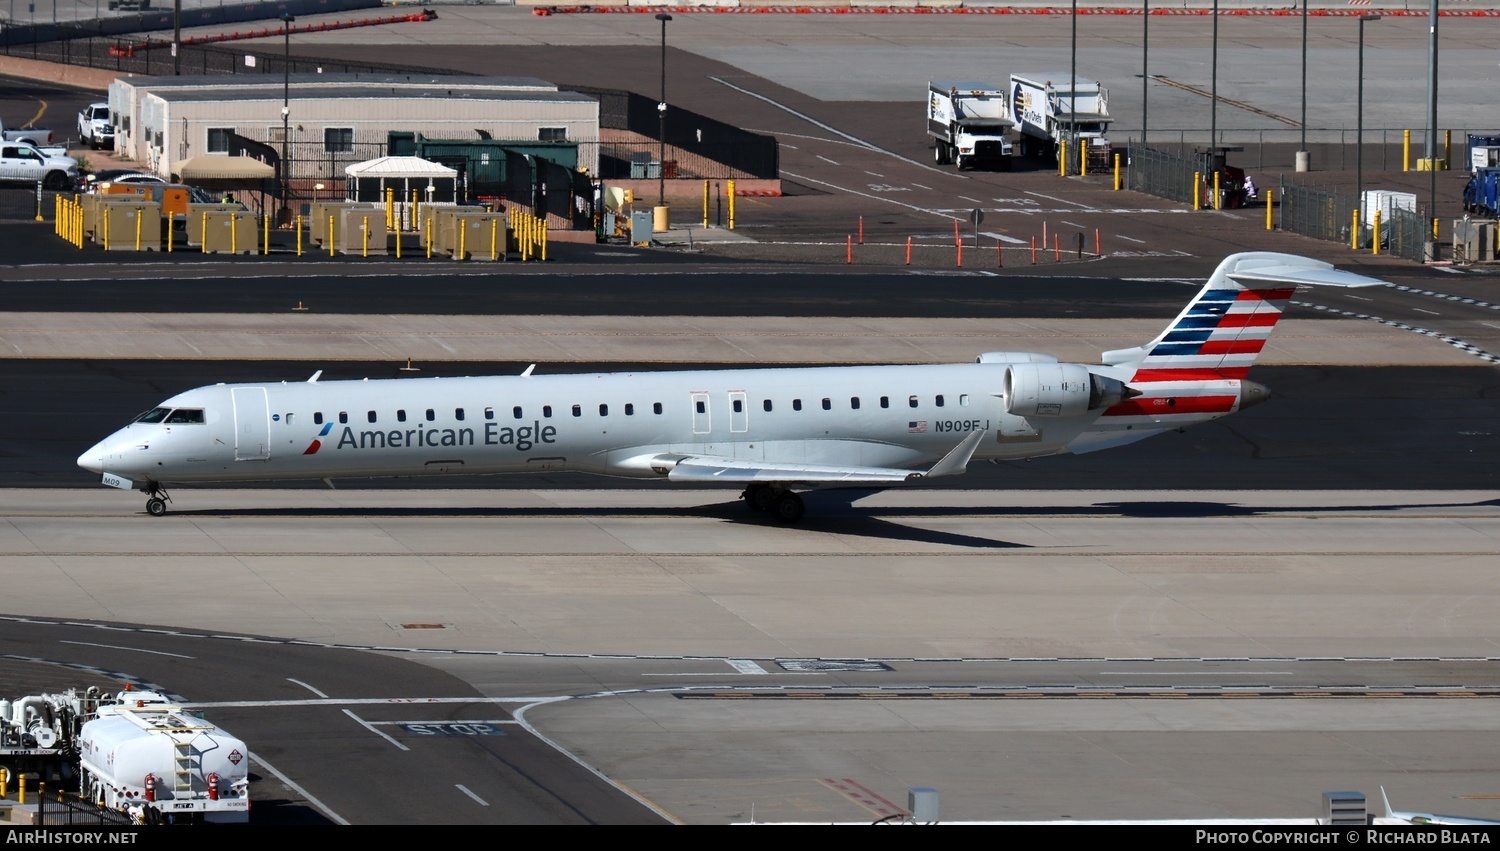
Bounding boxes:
770 492 805 524
146 498 166 517
743 484 777 512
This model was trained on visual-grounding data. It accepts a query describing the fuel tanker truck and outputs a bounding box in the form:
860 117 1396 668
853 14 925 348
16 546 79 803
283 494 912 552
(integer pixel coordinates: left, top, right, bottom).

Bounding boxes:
78 691 250 824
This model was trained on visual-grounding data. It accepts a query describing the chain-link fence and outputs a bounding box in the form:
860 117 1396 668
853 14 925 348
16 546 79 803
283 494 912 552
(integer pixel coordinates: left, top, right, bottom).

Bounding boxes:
1125 142 1198 205
1278 180 1431 262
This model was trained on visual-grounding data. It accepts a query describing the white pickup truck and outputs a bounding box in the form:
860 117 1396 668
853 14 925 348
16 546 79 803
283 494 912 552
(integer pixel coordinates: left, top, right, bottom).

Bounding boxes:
78 103 114 150
0 141 79 189
0 116 56 147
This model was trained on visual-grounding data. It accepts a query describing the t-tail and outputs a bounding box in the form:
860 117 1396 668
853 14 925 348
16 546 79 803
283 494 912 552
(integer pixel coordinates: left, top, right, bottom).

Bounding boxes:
1069 252 1386 454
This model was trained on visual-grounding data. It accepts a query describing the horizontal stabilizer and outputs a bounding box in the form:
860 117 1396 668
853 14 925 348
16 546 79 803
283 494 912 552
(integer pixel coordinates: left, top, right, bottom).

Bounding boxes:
1227 264 1386 289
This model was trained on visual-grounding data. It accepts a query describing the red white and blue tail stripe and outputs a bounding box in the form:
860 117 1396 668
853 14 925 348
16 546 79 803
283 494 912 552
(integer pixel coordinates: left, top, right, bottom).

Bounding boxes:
1069 253 1385 454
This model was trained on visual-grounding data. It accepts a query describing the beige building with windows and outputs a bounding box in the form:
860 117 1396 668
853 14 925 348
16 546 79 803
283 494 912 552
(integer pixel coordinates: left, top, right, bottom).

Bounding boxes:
106 73 600 183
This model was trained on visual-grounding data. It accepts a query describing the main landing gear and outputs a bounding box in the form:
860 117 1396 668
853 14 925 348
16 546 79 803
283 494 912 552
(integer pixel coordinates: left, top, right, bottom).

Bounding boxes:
742 484 804 524
141 482 171 517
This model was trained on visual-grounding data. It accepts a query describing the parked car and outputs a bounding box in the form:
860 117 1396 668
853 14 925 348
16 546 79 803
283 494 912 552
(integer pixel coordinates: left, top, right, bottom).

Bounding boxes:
80 170 167 192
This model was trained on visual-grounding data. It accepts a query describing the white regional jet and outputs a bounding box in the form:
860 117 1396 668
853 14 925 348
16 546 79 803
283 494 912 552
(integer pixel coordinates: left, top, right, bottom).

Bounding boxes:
78 252 1384 522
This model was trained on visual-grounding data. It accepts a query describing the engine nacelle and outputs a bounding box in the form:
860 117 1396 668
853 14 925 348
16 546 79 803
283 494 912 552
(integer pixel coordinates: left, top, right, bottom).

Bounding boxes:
1004 363 1132 418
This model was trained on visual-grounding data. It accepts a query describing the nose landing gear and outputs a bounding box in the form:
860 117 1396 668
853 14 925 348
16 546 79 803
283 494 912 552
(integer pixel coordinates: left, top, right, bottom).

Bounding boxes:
140 482 171 517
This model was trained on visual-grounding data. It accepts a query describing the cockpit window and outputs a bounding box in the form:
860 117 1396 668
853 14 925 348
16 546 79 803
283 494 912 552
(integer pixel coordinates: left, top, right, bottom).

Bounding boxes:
164 409 205 424
134 407 171 424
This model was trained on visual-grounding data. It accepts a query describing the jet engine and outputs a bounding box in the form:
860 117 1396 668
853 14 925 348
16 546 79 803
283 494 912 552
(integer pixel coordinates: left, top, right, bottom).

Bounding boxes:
1004 363 1135 418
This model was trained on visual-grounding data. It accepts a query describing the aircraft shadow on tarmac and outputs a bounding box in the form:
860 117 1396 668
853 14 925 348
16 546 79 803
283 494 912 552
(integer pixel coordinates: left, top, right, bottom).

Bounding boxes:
156 494 1500 551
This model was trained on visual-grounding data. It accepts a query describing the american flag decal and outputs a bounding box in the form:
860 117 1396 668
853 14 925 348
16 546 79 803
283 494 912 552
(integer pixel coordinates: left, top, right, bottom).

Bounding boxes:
908 421 928 433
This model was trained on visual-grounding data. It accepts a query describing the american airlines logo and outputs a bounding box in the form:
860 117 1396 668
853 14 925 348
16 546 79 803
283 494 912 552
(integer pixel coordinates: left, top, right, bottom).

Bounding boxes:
322 421 559 452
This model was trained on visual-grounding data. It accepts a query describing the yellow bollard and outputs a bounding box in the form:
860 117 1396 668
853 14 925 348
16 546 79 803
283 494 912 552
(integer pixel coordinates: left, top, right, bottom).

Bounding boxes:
1373 209 1382 255
135 206 143 251
167 216 174 253
362 215 369 258
491 218 498 261
1444 129 1451 169
263 212 270 255
19 772 27 804
296 214 303 256
1193 171 1202 211
1079 141 1088 177
728 180 736 230
1403 129 1411 172
1114 153 1121 191
702 180 710 228
541 217 547 262
458 219 466 261
328 215 335 258
385 187 394 231
1351 208 1360 250
231 214 237 255
426 216 432 258
1213 171 1221 211
1432 216 1440 241
395 219 401 260
1058 139 1067 177
1266 190 1273 231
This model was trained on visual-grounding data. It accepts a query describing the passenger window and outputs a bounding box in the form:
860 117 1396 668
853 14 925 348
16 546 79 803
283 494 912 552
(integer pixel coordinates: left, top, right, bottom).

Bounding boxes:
455 408 465 421
733 399 743 413
821 398 831 411
314 412 323 425
909 396 919 408
793 399 802 411
286 413 295 425
485 407 494 421
599 404 608 416
960 394 970 407
339 412 349 424
653 402 662 415
367 411 377 423
425 409 435 422
543 405 553 418
880 396 890 409
397 410 407 423
850 397 860 410
572 405 581 417
625 403 634 416
763 399 773 412
513 406 523 419
695 400 706 414
936 395 945 408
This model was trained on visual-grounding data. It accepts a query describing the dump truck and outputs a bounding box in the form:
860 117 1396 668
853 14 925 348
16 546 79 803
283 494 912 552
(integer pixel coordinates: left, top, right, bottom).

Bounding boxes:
927 82 1014 171
1009 72 1113 168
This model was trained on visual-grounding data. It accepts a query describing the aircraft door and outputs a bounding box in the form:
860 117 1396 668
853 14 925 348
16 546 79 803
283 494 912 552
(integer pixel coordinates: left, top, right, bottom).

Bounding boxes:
690 392 710 435
728 391 748 433
231 387 271 461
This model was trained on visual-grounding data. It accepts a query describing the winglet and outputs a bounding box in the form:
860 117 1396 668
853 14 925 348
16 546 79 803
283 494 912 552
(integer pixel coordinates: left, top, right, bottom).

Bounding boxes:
1382 786 1393 819
521 364 536 378
307 370 322 383
921 428 985 479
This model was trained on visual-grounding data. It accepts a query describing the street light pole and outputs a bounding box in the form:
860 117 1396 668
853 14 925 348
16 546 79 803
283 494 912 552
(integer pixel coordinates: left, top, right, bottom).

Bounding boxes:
1297 0 1308 171
1141 0 1148 147
656 11 672 209
280 12 294 224
1068 0 1076 174
1357 14 1381 243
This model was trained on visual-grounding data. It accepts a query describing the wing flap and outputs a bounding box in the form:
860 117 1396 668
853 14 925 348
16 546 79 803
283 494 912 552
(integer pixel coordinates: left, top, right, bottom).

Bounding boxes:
666 457 920 485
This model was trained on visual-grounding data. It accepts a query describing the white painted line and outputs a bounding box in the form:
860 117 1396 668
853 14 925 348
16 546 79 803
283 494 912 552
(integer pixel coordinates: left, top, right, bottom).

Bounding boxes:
911 183 931 190
288 678 329 698
958 196 983 204
1345 294 1373 302
249 749 349 825
1024 190 1094 210
1414 308 1442 315
1435 266 1464 274
816 155 840 165
456 785 489 806
864 171 884 177
343 708 410 751
60 640 193 659
1102 671 1295 676
1114 234 1146 243
981 231 1028 244
1061 220 1087 229
729 658 767 674
367 718 519 726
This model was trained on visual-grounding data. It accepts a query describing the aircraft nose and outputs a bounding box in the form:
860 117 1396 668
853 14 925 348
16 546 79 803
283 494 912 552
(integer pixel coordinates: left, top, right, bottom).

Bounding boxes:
77 443 106 474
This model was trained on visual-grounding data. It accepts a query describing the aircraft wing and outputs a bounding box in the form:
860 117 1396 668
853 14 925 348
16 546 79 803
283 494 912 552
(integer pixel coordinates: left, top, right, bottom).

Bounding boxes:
658 429 986 485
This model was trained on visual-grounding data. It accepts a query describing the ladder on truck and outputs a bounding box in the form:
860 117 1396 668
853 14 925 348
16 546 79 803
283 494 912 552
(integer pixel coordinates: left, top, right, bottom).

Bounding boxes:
114 705 215 796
